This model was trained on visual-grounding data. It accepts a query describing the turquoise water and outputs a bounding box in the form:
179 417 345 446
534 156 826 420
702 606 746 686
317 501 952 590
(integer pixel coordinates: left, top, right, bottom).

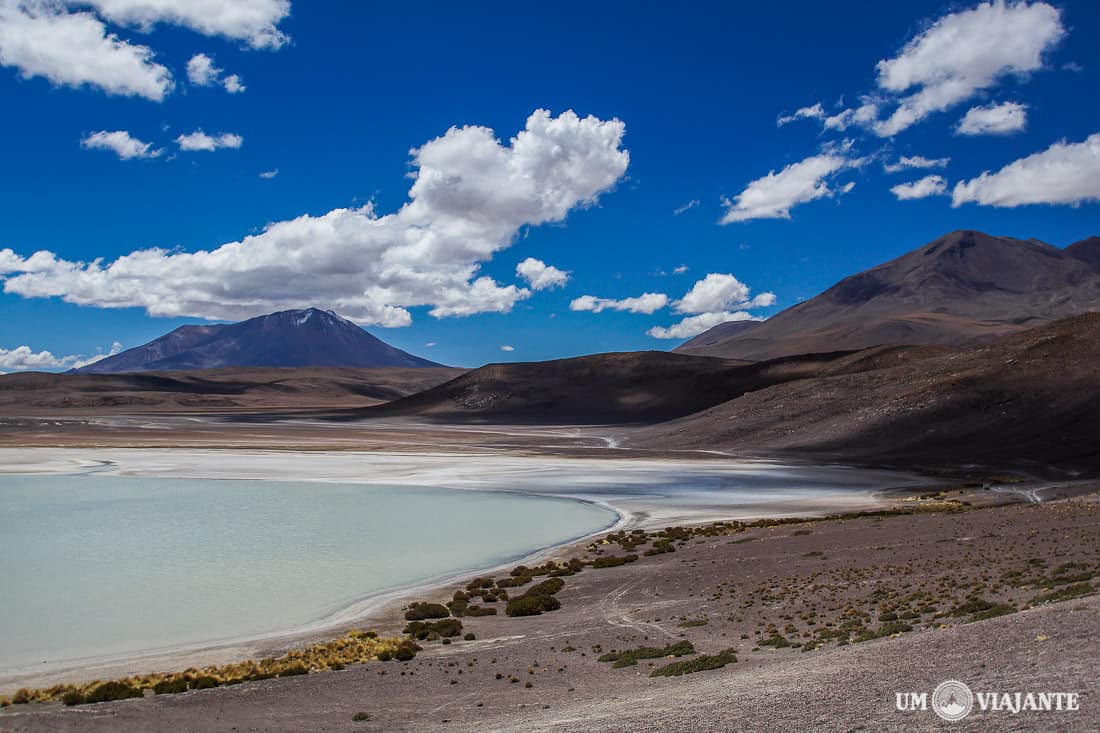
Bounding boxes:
0 474 616 670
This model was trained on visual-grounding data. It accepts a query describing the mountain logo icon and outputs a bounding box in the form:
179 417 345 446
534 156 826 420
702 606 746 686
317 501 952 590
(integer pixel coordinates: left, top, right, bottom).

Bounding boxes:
932 680 974 721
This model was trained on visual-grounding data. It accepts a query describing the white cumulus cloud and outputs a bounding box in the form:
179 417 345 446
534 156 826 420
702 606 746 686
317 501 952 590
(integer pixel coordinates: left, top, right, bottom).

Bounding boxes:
646 272 775 339
500 345 515 352
952 133 1100 208
787 2 1064 138
569 292 668 315
0 2 173 100
776 103 825 127
176 130 243 152
1 109 629 327
185 52 217 84
721 153 853 223
515 257 569 290
956 100 1028 136
822 101 880 132
647 310 759 340
890 175 948 200
258 168 279 179
572 272 775 340
0 0 288 103
674 272 750 314
186 52 245 93
883 155 950 174
222 73 244 93
672 199 699 215
872 1 1063 136
0 341 121 371
79 0 291 49
81 129 161 159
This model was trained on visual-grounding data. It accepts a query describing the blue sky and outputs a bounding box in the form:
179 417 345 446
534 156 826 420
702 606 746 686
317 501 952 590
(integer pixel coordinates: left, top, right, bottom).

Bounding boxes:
1 1 1098 370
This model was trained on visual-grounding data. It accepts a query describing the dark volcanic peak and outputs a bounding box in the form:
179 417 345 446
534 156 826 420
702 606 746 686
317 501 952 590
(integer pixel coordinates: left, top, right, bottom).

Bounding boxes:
75 308 443 374
1066 236 1100 270
677 230 1100 361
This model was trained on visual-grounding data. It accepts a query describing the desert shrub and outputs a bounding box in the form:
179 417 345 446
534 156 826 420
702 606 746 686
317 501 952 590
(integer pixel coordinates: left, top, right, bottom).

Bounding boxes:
279 664 309 677
464 633 476 641
757 634 791 648
948 597 996 617
592 554 638 568
678 619 709 628
61 691 85 706
598 641 695 668
352 711 371 721
854 622 912 642
11 689 30 704
466 577 495 590
464 604 497 617
505 576 567 616
190 676 219 689
404 618 463 639
377 650 393 661
526 577 564 596
511 565 531 577
967 603 1016 622
404 602 450 621
84 681 143 704
644 539 675 556
394 644 417 662
506 594 561 617
153 678 188 695
650 648 737 677
1030 583 1095 605
496 575 532 588
1040 572 1095 588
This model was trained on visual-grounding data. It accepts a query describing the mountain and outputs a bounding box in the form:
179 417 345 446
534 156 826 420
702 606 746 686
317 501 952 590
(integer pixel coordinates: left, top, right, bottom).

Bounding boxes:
675 320 761 353
1066 235 1100 269
0 366 464 415
638 312 1100 474
74 308 443 374
360 351 762 423
676 230 1100 361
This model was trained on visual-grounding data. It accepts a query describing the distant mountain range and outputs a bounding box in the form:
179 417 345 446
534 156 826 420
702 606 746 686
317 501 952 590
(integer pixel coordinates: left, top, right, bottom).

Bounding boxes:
676 230 1100 361
363 351 753 423
74 308 443 374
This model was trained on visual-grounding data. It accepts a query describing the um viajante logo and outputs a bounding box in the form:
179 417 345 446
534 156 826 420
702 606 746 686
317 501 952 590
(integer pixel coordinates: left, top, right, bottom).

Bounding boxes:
896 679 1081 721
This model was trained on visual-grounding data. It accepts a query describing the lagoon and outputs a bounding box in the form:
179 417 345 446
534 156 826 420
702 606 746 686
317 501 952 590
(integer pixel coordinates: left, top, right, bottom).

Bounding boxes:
0 474 616 672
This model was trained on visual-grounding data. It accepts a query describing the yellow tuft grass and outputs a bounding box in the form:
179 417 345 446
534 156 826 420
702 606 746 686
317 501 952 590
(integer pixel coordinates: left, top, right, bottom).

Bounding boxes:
0 630 411 707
